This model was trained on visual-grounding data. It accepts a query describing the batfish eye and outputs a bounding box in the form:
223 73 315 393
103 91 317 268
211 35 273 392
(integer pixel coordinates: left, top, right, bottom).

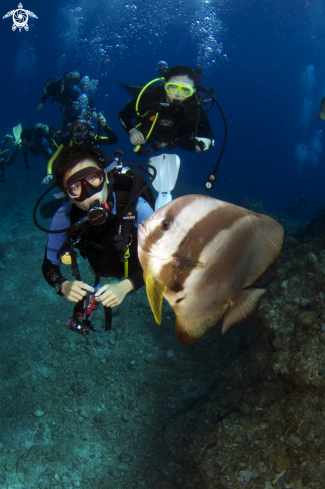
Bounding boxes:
161 219 172 231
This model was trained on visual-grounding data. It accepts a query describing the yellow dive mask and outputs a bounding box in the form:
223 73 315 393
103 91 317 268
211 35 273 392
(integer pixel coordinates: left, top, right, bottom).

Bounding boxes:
164 82 196 98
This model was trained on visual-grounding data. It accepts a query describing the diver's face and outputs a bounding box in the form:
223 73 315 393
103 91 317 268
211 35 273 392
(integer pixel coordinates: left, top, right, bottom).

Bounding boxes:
63 159 109 211
165 75 195 103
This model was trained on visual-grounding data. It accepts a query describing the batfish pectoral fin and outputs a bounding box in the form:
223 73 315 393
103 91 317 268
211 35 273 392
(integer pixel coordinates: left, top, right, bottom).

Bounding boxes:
221 288 267 334
172 256 204 271
143 272 167 325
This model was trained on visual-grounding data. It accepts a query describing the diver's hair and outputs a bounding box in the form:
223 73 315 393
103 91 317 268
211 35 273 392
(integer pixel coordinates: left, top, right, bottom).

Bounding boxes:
20 129 33 142
163 65 199 87
53 146 104 190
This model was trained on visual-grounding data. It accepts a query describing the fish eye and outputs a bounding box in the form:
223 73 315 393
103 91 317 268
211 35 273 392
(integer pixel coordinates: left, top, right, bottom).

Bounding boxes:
161 219 172 231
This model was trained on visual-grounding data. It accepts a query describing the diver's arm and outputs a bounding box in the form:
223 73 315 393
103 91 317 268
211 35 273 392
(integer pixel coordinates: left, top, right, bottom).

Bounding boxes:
38 93 50 106
43 144 64 183
98 124 118 145
126 269 145 292
42 207 68 287
134 197 154 224
197 109 215 140
42 254 66 287
118 98 138 134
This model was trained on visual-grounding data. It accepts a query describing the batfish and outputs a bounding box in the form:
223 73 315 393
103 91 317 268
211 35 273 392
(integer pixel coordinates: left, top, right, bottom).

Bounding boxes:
138 194 284 345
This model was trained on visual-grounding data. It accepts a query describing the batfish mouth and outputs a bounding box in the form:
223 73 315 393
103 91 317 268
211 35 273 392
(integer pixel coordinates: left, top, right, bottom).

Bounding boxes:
138 222 148 238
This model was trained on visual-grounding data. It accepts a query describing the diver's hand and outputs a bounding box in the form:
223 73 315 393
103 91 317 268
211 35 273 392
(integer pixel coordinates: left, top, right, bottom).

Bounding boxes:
129 128 145 145
95 280 133 308
61 280 95 303
36 103 43 112
97 113 107 127
195 137 213 153
42 174 53 184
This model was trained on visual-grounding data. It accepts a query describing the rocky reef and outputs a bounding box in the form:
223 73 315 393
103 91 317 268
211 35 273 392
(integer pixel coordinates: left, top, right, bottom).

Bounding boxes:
164 233 325 489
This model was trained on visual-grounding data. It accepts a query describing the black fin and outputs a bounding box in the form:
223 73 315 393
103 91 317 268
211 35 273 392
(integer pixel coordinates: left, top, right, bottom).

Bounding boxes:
118 81 144 98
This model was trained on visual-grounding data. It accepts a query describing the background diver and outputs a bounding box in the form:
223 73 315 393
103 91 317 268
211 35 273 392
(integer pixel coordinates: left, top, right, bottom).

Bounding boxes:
118 64 215 157
0 133 20 182
43 109 118 184
20 123 55 171
36 71 99 127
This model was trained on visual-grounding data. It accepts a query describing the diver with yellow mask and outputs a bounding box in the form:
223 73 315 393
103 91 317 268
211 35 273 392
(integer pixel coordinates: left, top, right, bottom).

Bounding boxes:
118 64 215 156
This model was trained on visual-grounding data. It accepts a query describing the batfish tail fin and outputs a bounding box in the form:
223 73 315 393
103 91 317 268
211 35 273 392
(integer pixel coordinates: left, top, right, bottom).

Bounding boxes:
221 288 267 334
176 302 230 345
143 273 167 325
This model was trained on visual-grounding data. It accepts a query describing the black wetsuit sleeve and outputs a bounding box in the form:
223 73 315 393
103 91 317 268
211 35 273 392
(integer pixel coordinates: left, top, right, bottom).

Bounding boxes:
127 268 145 292
197 109 215 139
178 108 215 151
39 93 50 104
118 98 138 134
42 253 65 287
98 124 118 145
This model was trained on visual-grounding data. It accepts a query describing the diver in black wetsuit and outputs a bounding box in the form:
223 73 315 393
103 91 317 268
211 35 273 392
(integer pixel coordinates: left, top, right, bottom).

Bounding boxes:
41 146 153 331
119 65 215 156
36 71 98 127
20 123 55 170
0 134 20 182
43 112 118 183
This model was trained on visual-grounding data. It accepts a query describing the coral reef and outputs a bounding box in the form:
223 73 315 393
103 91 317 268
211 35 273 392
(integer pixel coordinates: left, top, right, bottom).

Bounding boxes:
164 235 325 488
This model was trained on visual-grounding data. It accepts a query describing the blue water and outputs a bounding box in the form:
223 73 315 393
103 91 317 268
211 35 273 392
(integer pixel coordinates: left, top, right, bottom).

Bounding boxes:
1 2 325 487
0 0 324 216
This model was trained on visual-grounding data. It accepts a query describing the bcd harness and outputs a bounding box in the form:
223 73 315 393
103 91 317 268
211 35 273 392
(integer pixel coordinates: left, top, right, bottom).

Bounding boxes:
59 170 150 285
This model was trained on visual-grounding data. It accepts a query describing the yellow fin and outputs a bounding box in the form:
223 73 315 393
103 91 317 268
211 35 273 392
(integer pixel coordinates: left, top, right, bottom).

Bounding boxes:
144 273 167 325
13 123 22 145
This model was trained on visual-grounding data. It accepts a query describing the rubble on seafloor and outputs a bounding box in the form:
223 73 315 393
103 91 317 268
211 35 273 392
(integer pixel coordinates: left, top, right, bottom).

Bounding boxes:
164 233 325 489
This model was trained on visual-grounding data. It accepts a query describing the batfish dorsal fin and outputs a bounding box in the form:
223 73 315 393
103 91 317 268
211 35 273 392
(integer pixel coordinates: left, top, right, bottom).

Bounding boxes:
221 288 267 334
143 273 167 325
244 216 284 289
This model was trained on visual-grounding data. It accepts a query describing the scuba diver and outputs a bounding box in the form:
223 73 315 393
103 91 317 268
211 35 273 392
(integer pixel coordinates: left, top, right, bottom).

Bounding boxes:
0 133 20 182
36 145 154 333
20 123 55 170
36 71 98 127
118 64 215 156
43 108 118 184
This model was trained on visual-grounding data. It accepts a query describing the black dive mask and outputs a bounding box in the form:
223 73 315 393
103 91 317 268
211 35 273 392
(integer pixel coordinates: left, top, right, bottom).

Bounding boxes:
64 166 106 203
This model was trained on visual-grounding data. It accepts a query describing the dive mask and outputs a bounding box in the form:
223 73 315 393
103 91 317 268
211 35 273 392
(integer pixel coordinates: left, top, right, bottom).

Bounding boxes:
164 82 196 98
64 166 106 202
70 120 90 137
